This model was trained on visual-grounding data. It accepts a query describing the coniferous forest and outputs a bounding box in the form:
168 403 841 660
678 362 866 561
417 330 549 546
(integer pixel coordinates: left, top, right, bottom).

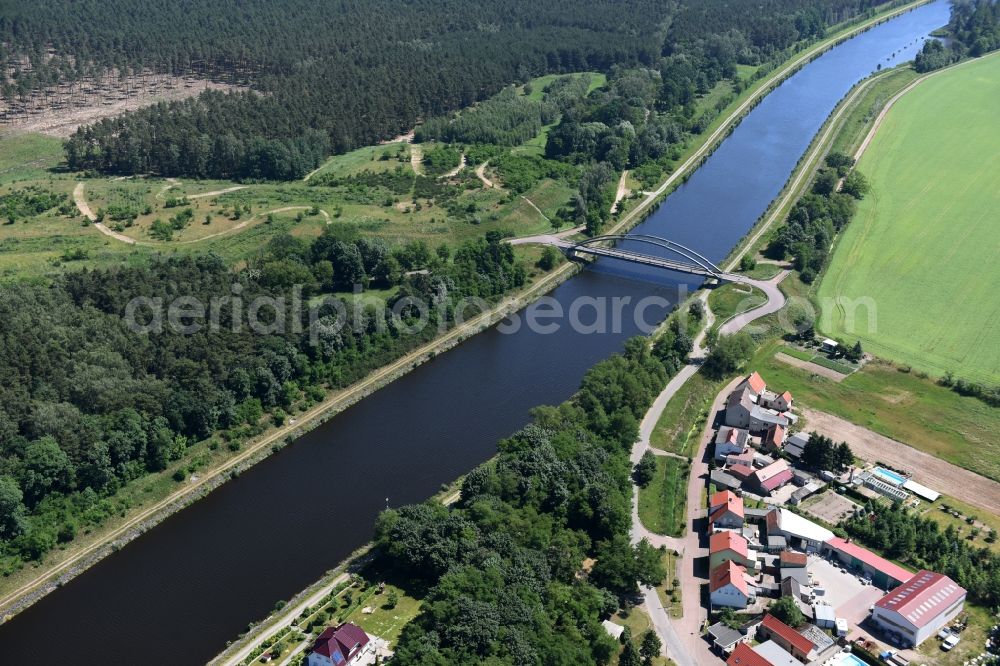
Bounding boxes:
2 0 887 179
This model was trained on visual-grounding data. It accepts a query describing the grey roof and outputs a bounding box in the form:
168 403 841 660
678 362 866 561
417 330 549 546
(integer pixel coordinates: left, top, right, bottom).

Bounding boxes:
781 576 802 600
745 507 771 519
785 433 809 458
715 426 750 446
750 405 789 426
781 567 810 587
755 640 801 666
768 535 788 548
711 469 742 490
813 604 836 622
728 386 755 406
707 622 744 648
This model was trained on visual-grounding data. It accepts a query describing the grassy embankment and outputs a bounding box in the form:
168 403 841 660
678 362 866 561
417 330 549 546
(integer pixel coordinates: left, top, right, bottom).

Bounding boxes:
637 456 689 536
817 53 1000 384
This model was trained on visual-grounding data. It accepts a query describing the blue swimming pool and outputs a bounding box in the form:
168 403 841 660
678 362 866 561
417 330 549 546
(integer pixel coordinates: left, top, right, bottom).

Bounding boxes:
836 653 870 666
873 467 907 486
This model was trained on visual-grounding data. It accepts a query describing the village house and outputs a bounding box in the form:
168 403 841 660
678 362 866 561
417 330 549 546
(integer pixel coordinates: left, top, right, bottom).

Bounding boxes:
761 424 786 452
307 623 371 666
715 426 751 460
710 530 758 571
749 459 793 495
759 390 793 413
709 490 745 530
710 560 752 609
870 570 967 647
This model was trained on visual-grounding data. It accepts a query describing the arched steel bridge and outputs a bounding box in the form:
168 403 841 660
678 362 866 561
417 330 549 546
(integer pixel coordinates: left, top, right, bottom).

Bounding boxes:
548 233 737 281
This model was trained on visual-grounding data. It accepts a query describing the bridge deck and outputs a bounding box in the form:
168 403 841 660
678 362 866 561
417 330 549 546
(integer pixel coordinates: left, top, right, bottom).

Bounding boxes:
564 243 740 282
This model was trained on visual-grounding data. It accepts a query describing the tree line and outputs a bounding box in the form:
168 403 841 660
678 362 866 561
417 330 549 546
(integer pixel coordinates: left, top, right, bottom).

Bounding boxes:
843 501 1000 607
376 336 679 664
0 231 525 571
767 152 868 283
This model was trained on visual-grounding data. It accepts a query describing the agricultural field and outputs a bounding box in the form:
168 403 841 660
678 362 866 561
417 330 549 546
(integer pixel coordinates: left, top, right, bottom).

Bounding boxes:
817 54 1000 384
751 340 1000 482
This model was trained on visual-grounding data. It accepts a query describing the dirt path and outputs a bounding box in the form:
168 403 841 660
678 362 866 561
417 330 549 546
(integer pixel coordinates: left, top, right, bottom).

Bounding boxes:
774 351 849 382
73 182 137 245
188 185 248 199
155 177 181 200
800 408 1000 514
440 153 466 179
75 182 327 244
475 161 494 188
852 51 1000 162
610 169 630 214
409 144 424 175
520 195 549 222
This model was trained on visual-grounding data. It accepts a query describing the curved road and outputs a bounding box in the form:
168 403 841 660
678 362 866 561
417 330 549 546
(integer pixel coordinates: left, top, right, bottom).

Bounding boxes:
629 270 788 666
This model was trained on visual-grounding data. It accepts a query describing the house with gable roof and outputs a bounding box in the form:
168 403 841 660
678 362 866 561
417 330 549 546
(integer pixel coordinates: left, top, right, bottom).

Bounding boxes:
307 623 371 666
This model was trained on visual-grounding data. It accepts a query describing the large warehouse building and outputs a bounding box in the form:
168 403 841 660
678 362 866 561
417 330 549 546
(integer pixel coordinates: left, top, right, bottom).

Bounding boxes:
870 570 967 647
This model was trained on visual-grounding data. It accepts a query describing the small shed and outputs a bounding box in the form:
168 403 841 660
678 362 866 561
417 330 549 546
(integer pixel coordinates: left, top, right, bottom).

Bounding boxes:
835 618 849 637
821 339 839 353
813 604 836 629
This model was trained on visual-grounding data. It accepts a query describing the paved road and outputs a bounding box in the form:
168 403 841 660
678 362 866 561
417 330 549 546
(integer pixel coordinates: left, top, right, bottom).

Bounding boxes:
629 271 788 665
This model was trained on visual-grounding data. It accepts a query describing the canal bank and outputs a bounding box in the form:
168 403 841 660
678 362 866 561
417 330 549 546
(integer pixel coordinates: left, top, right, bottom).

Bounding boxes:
0 1 950 663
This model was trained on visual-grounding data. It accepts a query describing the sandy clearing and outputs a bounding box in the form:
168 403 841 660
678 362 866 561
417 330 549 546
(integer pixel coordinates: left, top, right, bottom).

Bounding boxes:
1 76 241 138
409 144 423 175
801 407 1000 514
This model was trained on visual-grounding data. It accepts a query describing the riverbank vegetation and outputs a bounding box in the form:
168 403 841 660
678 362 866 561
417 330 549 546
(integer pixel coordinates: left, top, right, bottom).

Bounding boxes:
374 337 674 663
0 233 523 574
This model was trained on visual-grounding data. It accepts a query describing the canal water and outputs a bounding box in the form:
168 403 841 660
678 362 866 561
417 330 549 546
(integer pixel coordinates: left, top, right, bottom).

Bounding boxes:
0 3 948 663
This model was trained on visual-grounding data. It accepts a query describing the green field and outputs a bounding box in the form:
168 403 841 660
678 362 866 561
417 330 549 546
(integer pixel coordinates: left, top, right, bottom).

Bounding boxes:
751 340 1000 482
817 54 1000 383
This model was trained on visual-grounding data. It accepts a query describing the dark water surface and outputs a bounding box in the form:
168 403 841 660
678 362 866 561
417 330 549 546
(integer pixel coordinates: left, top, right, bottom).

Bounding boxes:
0 3 948 663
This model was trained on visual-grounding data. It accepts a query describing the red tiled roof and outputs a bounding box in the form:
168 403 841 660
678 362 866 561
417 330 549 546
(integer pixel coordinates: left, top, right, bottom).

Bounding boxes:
826 537 913 586
710 490 745 519
752 460 792 492
746 372 766 394
728 642 773 666
779 551 807 567
761 614 814 655
711 530 748 558
711 560 749 596
729 463 754 479
311 623 370 662
764 424 785 447
875 570 966 628
782 391 793 403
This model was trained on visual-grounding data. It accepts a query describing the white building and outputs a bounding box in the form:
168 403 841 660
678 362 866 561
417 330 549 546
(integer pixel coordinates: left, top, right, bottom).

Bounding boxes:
871 570 967 647
765 509 833 553
710 560 751 609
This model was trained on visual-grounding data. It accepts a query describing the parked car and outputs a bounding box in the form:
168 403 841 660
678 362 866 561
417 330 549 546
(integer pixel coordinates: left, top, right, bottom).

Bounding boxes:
942 635 961 651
